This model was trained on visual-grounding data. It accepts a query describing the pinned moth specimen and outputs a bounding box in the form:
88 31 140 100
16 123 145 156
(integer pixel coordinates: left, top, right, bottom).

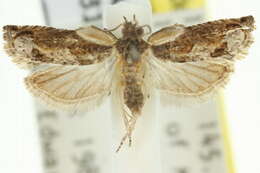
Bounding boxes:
3 15 255 152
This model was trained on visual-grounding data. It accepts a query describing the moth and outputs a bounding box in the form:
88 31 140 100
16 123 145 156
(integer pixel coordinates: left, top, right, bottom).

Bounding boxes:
3 15 255 152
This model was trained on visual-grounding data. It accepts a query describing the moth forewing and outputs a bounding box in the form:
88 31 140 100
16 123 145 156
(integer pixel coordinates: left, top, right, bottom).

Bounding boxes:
3 25 117 68
149 16 255 63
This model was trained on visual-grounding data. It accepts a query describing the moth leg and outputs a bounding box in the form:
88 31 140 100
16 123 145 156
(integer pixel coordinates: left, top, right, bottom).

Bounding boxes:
116 133 128 153
127 116 137 147
116 109 138 152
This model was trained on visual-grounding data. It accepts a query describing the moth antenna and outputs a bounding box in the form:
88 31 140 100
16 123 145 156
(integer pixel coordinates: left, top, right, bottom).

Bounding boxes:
123 16 128 23
104 23 123 32
133 14 138 25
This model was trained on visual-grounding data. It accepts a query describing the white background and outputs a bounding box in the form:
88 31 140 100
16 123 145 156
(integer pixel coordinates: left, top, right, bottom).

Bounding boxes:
208 1 260 173
0 0 259 173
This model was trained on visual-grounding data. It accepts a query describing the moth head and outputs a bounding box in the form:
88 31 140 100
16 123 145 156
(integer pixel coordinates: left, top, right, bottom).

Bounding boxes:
121 15 151 40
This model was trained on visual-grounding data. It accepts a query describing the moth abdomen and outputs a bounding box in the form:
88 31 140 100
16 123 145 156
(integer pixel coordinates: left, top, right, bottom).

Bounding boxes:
124 84 144 114
122 62 145 114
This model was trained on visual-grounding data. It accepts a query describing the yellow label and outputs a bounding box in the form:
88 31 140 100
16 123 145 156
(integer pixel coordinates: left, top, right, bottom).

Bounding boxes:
185 0 205 9
151 0 205 13
217 93 236 173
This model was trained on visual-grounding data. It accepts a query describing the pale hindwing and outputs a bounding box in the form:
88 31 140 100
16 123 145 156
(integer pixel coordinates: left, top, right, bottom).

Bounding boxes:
25 57 117 111
145 49 234 105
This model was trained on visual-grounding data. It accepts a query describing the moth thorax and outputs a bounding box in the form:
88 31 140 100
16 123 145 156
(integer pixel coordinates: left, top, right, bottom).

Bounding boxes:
126 44 140 64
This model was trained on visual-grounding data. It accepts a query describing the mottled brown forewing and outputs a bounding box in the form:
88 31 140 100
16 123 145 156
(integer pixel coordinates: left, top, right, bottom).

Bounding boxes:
149 16 255 62
3 25 117 68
